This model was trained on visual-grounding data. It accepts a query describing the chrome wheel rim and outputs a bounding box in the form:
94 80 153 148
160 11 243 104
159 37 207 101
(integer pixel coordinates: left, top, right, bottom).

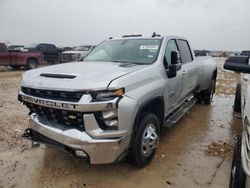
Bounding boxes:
28 60 36 69
141 123 159 157
30 62 36 69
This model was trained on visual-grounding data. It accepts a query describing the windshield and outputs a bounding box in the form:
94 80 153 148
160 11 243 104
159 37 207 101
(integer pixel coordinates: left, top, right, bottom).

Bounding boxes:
74 46 91 51
83 39 162 64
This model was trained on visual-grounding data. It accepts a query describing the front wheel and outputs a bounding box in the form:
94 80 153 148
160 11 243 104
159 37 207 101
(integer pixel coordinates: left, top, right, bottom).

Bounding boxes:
127 112 160 167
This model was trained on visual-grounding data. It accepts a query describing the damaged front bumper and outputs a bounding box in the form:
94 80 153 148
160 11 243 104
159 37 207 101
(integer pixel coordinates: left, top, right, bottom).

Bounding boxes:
18 88 138 164
23 114 130 164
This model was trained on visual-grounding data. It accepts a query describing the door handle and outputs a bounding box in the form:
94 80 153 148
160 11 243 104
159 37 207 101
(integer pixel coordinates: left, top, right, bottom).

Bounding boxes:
168 91 175 97
244 76 248 82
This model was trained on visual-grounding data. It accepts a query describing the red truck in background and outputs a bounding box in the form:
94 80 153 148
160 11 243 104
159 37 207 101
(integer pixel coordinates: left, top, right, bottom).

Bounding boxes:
0 43 43 70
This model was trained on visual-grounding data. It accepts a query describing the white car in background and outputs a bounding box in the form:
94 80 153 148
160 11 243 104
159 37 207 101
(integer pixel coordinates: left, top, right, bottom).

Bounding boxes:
61 45 95 62
224 53 250 188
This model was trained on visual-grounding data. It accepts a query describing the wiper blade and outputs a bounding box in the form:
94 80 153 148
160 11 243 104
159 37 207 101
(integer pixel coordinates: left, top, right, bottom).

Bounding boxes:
110 60 128 63
111 61 148 65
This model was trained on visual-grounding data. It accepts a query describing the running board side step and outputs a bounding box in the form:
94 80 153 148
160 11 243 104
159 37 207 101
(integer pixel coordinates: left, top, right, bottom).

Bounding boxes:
163 96 197 128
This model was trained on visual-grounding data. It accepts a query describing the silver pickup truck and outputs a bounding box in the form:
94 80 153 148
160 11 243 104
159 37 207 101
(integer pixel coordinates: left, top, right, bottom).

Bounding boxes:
18 34 217 167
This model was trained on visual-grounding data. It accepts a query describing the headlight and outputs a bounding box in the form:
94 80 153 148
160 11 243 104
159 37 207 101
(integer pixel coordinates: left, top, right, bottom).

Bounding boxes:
91 88 125 101
95 110 119 130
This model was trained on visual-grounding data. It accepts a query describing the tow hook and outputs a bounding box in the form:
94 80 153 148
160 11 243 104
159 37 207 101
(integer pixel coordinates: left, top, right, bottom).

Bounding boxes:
22 128 33 139
22 128 40 147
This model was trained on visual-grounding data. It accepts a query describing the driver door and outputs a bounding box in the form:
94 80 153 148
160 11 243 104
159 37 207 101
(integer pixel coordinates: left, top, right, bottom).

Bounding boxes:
164 39 183 115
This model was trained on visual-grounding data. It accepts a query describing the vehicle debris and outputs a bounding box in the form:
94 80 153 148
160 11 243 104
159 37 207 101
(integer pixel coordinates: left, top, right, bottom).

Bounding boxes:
205 141 233 158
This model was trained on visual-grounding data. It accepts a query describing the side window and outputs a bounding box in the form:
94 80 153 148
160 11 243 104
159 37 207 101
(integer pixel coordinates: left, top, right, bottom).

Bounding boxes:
37 44 45 50
164 40 178 66
176 40 193 64
47 44 56 50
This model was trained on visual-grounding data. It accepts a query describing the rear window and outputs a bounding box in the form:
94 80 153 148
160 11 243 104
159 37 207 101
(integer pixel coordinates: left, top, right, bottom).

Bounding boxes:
37 44 56 50
240 51 250 57
176 40 193 63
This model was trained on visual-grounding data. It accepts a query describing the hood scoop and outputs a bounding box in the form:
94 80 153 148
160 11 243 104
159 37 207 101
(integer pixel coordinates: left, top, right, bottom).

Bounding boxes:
119 63 137 68
40 73 76 79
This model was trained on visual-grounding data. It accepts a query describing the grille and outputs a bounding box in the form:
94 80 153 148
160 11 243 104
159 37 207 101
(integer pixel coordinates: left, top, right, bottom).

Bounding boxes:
21 87 83 102
26 102 85 131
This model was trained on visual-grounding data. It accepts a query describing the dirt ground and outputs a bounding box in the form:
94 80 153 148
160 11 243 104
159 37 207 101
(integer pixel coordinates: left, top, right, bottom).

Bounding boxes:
0 58 242 188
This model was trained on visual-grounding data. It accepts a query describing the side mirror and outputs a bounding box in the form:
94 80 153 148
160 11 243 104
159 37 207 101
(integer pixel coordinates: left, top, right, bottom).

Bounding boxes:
171 51 181 65
224 56 250 73
167 51 182 78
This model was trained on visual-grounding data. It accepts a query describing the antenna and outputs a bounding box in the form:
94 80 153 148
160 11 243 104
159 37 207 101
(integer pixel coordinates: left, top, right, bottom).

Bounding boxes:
152 32 161 37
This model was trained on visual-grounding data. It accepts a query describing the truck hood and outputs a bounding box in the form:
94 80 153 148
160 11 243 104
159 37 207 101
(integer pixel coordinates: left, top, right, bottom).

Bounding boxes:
22 61 146 91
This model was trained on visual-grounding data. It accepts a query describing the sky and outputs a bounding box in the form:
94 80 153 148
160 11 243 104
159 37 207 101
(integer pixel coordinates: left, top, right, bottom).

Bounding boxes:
0 0 249 51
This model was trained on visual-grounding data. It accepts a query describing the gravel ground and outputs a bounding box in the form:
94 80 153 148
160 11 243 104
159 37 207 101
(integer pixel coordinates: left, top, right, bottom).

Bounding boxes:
0 58 242 188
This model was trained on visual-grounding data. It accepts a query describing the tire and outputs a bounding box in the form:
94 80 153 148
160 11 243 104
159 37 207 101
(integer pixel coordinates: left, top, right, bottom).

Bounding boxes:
25 59 37 70
127 112 160 167
229 135 246 188
234 83 241 113
194 92 203 104
201 79 215 104
10 65 21 70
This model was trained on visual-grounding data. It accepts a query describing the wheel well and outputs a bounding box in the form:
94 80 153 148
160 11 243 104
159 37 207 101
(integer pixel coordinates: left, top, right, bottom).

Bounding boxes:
197 68 218 93
141 98 164 126
213 69 217 80
135 97 164 131
128 96 164 148
212 69 217 93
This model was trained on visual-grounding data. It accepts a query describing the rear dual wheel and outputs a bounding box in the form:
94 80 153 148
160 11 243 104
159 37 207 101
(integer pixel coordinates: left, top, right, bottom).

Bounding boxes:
196 79 215 104
202 79 215 104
